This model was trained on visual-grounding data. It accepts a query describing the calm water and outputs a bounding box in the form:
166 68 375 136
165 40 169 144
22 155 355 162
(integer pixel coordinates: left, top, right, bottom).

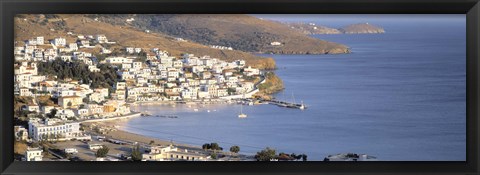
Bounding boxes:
125 18 466 161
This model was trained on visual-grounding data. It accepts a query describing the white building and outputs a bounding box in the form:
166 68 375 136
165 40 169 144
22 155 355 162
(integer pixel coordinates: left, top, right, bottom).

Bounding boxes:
102 48 112 54
28 118 81 141
52 37 67 46
106 57 134 64
134 48 142 53
69 43 78 51
270 41 282 46
36 36 44 45
142 145 207 161
126 47 134 54
243 66 260 76
96 34 108 43
25 147 43 161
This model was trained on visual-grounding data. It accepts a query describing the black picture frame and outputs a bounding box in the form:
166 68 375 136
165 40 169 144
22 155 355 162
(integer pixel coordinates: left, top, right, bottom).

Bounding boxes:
1 0 479 174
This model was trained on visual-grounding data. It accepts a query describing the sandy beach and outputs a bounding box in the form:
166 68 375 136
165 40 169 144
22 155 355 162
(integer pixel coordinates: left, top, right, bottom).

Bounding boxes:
83 120 202 149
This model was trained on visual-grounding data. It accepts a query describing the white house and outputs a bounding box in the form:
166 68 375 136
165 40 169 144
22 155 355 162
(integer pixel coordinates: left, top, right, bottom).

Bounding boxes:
96 34 108 43
25 147 43 161
134 48 142 53
126 47 134 54
102 48 112 54
36 36 44 45
26 105 40 113
52 37 67 46
243 66 260 76
106 57 133 64
270 41 282 46
89 92 105 103
69 43 78 51
19 88 32 97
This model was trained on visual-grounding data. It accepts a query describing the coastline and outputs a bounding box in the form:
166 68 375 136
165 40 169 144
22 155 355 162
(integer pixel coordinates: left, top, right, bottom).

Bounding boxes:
80 112 142 123
83 118 202 149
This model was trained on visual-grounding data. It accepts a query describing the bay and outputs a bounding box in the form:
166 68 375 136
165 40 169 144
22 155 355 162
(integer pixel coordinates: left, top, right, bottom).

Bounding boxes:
125 17 466 161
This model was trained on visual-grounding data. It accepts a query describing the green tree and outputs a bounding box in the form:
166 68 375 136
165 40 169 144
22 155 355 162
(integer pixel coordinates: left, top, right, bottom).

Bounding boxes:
229 145 240 156
301 154 308 161
210 152 217 160
82 97 90 104
227 88 236 95
131 145 142 161
202 143 211 150
149 140 155 145
255 147 276 161
48 108 57 118
95 146 109 158
210 142 221 152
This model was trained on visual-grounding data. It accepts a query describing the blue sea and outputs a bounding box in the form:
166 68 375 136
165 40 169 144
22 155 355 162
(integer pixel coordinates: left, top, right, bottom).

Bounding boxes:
125 16 466 161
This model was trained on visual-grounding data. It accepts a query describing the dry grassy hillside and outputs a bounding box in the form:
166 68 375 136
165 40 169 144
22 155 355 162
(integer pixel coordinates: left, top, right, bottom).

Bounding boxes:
14 14 276 69
127 14 350 54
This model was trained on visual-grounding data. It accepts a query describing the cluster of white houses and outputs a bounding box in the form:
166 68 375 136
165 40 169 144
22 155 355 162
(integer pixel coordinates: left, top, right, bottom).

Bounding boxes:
14 33 264 161
110 52 262 102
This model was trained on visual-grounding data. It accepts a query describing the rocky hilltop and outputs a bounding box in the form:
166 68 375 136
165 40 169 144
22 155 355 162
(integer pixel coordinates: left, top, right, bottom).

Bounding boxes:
338 23 385 34
88 14 350 55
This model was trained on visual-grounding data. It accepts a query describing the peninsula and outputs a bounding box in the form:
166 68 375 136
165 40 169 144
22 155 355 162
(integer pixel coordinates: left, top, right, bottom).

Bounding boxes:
286 22 385 35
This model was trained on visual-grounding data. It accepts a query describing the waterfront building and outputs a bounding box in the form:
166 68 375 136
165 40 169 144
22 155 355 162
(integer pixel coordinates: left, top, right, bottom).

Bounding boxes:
25 147 43 161
28 118 82 141
142 145 208 161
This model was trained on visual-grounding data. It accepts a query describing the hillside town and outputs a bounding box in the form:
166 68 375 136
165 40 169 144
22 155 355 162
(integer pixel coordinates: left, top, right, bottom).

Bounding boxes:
13 33 266 161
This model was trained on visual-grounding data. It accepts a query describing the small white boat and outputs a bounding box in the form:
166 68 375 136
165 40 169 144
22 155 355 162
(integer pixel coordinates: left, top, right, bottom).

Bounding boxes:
238 104 247 118
207 110 211 113
299 101 306 110
238 113 247 118
193 108 199 112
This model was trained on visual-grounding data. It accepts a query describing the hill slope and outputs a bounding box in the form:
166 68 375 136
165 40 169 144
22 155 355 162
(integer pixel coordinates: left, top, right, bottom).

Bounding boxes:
89 14 350 54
